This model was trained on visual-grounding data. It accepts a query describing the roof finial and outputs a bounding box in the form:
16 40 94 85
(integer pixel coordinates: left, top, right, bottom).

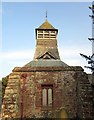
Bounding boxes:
46 10 47 21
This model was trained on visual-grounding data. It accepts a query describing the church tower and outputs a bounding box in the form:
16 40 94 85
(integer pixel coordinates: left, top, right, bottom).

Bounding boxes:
34 19 60 60
24 18 68 67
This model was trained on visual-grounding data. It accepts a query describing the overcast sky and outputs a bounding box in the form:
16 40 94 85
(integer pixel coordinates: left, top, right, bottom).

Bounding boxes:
1 2 93 79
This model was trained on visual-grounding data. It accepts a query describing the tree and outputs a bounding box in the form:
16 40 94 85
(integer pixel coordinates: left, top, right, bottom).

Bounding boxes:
2 76 8 101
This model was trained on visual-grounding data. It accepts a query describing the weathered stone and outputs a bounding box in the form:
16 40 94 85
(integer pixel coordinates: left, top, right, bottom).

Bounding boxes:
1 19 94 119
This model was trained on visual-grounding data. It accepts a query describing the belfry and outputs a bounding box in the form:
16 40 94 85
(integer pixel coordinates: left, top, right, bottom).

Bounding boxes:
1 18 94 119
34 19 60 60
25 19 68 68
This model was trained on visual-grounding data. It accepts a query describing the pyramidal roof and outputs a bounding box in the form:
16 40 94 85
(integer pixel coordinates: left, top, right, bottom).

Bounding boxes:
24 60 68 67
23 19 68 68
38 20 56 29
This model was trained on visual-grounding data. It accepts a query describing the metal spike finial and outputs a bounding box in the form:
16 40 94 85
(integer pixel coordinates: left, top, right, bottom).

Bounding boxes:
46 10 47 20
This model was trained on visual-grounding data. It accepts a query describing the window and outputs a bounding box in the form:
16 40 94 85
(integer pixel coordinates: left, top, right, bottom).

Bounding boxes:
38 34 43 38
44 34 49 38
42 85 53 107
50 34 56 38
50 31 56 33
38 30 43 33
44 30 49 33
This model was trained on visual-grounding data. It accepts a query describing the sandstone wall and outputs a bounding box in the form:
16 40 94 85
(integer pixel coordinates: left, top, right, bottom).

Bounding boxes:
1 66 94 119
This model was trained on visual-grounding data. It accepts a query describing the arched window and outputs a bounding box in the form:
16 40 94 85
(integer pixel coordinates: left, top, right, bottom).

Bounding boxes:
42 85 53 107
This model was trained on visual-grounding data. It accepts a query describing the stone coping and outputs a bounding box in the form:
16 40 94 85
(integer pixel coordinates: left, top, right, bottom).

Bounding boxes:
12 66 84 72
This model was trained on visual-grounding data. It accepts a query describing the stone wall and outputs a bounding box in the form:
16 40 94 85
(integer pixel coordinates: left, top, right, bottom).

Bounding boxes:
1 66 94 119
1 72 20 118
76 72 94 119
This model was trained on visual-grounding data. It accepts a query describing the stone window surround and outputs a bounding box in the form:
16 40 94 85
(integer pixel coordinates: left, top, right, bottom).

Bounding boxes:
41 84 53 107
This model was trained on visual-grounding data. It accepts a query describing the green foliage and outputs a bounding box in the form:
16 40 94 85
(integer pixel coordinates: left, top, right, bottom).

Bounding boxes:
2 76 8 101
0 81 2 97
2 77 8 87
